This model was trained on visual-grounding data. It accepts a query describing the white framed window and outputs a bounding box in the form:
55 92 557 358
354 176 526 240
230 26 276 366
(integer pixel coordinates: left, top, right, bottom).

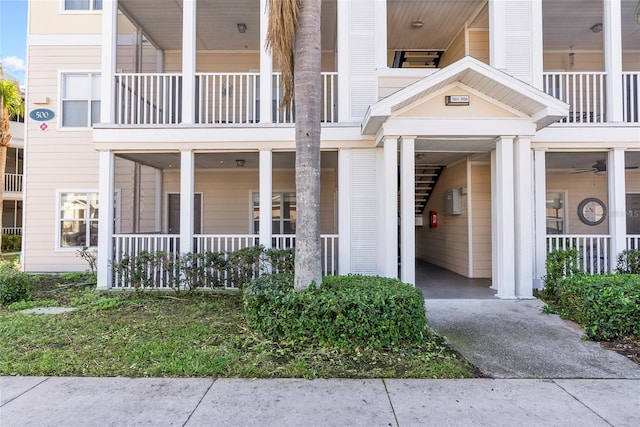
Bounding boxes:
58 191 99 248
252 192 296 234
63 0 102 11
546 190 567 235
61 72 101 128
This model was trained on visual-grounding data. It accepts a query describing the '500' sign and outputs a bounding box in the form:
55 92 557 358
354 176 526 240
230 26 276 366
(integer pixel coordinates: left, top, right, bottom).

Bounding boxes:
29 108 55 122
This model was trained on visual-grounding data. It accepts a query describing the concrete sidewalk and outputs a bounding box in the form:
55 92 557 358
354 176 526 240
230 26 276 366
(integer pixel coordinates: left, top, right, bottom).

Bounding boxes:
1 376 640 426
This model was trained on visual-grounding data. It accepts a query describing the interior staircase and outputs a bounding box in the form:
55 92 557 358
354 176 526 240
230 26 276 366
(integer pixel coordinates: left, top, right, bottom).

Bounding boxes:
414 164 445 215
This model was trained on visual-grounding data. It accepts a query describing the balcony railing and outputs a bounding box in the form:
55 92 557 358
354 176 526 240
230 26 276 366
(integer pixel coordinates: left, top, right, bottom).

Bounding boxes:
543 72 606 124
627 235 640 250
114 72 338 126
622 72 639 123
2 227 22 236
4 173 23 193
546 234 611 274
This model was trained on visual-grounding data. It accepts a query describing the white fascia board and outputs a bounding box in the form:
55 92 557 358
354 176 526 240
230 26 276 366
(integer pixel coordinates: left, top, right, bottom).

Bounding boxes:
532 126 640 146
379 118 536 138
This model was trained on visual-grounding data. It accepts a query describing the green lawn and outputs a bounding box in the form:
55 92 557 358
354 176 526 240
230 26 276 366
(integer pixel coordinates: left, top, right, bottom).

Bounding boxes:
0 276 476 379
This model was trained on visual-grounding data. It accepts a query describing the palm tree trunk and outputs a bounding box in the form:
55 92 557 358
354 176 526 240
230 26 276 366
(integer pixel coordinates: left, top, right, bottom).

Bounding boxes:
293 0 323 290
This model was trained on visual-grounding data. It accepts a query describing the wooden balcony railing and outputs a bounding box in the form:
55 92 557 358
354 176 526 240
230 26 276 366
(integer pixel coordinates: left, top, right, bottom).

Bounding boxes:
4 173 23 193
543 72 607 124
546 234 611 274
622 72 639 123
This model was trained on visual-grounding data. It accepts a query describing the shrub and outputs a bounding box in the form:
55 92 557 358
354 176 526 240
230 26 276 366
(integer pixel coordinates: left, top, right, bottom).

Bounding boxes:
541 248 581 300
616 249 640 274
243 274 428 349
1 234 21 253
0 262 31 305
555 274 640 340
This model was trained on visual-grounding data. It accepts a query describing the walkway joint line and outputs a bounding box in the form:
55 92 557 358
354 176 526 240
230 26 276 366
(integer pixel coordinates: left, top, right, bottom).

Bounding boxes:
0 376 50 408
382 379 400 427
551 380 614 427
182 378 216 427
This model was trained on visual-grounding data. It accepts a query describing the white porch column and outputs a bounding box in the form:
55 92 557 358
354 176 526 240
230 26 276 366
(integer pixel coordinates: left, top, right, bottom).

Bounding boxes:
531 0 544 90
100 0 117 124
533 148 547 289
179 150 194 255
400 136 415 285
514 136 534 298
181 0 197 124
259 0 273 123
336 0 350 122
488 0 506 71
155 169 163 232
97 151 115 289
374 0 387 70
382 136 398 278
604 0 623 122
608 148 627 268
259 149 273 248
492 136 516 299
337 148 352 274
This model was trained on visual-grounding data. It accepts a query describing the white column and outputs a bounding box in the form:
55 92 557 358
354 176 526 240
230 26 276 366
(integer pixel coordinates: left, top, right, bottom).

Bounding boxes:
100 0 117 124
490 149 497 290
259 0 273 123
488 0 506 71
383 136 398 278
97 151 115 289
493 136 516 299
337 0 351 122
181 0 197 124
514 136 534 298
179 150 194 255
400 136 415 285
374 0 387 70
608 148 627 268
604 0 623 122
259 149 272 248
155 169 163 232
337 149 352 274
531 0 544 90
156 50 165 73
533 148 547 289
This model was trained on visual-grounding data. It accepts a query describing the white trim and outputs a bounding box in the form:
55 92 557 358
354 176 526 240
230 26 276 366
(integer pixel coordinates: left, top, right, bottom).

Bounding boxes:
383 136 398 278
56 188 100 251
609 148 627 268
533 149 547 288
259 0 273 124
258 149 273 247
181 0 196 125
59 0 102 13
101 0 116 124
58 70 102 130
514 136 534 298
400 136 415 285
604 0 623 122
466 157 473 277
337 148 351 274
374 0 387 70
337 0 351 122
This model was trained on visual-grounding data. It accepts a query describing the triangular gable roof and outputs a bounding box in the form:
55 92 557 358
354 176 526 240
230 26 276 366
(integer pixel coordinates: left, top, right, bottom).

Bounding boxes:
362 56 569 135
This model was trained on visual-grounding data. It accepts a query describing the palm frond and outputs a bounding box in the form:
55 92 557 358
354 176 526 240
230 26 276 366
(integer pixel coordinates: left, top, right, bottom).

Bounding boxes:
266 0 299 109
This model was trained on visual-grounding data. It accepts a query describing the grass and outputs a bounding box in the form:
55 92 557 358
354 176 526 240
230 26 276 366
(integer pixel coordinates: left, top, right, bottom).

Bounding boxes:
0 275 477 379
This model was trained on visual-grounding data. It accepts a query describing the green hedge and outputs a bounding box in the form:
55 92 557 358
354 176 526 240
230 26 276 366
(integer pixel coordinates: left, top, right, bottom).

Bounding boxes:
1 234 21 253
243 274 428 349
0 262 30 305
555 274 640 340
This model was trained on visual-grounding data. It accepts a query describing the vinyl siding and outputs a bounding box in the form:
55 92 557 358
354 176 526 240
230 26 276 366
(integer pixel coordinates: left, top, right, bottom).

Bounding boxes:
470 163 492 278
163 52 335 73
468 30 489 65
439 28 466 68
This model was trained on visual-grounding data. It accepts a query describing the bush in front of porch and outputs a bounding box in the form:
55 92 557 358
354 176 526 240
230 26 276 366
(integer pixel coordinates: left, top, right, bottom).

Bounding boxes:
243 274 428 350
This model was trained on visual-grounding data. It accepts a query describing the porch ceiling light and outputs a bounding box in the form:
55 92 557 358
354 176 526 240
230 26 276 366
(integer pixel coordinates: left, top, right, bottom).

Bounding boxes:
237 23 247 33
411 19 424 28
236 159 246 167
590 23 603 33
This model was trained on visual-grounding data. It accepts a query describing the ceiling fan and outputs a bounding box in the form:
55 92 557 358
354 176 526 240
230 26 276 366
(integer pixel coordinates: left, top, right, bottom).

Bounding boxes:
572 160 639 174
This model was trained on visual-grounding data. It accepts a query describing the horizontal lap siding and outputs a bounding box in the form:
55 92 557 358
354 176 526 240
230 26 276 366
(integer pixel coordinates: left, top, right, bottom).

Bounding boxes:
470 164 492 278
24 46 102 272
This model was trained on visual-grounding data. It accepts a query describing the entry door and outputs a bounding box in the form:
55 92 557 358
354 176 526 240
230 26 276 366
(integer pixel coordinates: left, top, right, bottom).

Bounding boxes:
167 193 202 234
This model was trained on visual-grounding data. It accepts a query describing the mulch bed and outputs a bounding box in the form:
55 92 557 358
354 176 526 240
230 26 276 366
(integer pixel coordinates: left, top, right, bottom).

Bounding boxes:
601 337 640 366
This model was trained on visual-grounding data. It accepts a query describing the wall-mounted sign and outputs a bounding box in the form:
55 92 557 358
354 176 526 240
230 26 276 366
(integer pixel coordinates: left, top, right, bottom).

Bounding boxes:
29 108 55 122
445 95 470 106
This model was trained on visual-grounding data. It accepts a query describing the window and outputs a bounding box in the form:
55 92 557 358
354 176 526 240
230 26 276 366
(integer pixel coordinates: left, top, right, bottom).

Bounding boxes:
61 73 101 128
252 192 296 234
64 0 102 11
59 192 99 248
546 191 567 234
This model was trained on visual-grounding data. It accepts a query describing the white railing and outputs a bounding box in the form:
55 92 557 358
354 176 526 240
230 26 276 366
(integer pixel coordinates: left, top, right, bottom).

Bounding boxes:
114 73 182 125
272 72 338 124
543 72 606 124
4 173 23 193
622 72 639 123
627 235 640 250
273 234 339 275
112 234 180 288
546 234 611 274
194 234 260 253
2 227 22 236
195 73 259 124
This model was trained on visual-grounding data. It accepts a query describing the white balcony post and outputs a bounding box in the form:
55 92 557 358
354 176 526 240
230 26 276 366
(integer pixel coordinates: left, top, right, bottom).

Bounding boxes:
492 136 516 299
97 151 115 289
400 136 415 285
382 136 398 279
531 0 544 90
608 148 626 268
259 149 273 248
514 136 534 298
260 0 273 123
374 0 387 70
488 0 507 71
181 0 197 124
179 150 195 256
533 148 547 288
337 0 350 122
337 148 351 274
155 169 163 232
604 0 623 122
100 0 117 124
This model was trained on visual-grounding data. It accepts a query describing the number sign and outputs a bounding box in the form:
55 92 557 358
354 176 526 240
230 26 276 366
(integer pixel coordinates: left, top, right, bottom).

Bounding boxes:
29 108 55 122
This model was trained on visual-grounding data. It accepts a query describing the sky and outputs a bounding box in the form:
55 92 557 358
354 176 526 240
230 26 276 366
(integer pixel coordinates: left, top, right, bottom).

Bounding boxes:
0 0 28 87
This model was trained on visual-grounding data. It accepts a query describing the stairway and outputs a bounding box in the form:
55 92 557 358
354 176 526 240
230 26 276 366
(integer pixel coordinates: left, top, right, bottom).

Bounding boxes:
414 164 445 215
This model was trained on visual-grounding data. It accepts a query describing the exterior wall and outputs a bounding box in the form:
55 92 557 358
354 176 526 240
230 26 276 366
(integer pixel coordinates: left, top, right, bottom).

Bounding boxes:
544 52 640 72
378 74 427 100
439 28 466 68
115 158 159 234
416 160 469 276
23 45 102 272
468 30 489 65
470 162 492 278
29 2 134 35
163 52 336 73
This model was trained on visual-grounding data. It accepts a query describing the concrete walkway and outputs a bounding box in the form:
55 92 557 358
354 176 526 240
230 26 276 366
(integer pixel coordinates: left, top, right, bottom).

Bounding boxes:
2 376 640 426
425 298 640 379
